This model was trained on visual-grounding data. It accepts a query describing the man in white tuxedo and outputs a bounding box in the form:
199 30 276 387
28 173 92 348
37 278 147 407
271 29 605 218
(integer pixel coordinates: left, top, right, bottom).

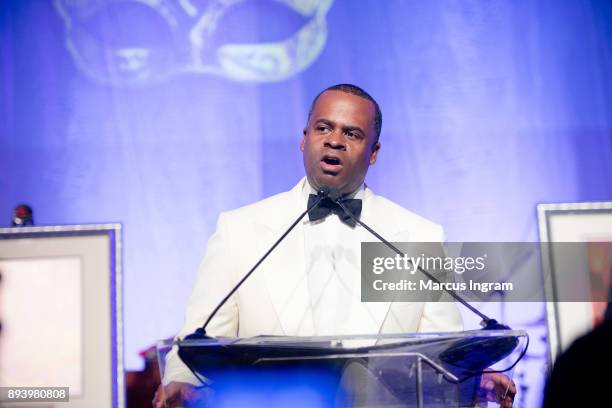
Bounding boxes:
155 84 516 407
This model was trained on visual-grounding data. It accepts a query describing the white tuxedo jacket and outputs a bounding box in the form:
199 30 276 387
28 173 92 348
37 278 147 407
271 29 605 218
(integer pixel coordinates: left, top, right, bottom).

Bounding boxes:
164 178 463 384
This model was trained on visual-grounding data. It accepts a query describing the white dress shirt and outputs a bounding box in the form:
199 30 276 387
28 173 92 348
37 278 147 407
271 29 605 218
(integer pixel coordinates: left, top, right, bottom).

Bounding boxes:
302 181 379 335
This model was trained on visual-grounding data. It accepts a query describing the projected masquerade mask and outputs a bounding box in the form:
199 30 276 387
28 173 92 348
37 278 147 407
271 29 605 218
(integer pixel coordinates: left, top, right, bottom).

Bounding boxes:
54 0 334 86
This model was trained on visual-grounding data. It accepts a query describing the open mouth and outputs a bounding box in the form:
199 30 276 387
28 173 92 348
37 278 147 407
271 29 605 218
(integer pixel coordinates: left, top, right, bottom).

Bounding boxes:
322 155 341 165
320 155 343 173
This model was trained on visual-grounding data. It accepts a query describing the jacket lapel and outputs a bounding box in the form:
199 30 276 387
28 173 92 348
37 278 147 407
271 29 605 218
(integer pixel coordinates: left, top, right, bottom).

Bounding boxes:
355 187 395 334
258 179 315 336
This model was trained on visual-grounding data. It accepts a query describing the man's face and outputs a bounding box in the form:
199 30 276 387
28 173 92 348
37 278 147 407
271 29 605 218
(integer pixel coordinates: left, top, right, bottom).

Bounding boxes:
301 90 380 194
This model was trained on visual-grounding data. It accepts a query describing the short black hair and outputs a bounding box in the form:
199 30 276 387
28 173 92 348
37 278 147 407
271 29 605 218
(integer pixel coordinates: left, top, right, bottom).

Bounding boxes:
307 83 382 142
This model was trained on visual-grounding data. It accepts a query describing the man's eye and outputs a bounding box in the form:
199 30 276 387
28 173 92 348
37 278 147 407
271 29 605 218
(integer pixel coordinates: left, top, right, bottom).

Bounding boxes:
317 126 328 132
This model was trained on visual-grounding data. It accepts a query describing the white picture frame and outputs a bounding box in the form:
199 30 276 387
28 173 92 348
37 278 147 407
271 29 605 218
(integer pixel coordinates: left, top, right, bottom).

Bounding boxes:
0 224 123 408
537 202 612 363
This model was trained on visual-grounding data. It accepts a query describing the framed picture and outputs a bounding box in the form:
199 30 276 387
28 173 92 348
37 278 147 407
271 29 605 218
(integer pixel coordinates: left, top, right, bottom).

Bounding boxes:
0 224 124 408
537 202 612 363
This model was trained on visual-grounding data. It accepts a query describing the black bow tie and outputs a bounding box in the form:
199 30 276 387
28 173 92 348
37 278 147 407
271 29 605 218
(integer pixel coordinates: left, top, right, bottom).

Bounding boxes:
307 194 362 227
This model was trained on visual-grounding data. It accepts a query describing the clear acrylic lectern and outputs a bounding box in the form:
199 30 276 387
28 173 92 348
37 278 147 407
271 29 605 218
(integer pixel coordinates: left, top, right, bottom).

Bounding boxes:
158 330 527 408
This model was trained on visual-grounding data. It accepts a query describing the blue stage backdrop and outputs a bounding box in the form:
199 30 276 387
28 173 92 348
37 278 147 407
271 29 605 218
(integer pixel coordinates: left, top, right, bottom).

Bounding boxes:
1 1 611 406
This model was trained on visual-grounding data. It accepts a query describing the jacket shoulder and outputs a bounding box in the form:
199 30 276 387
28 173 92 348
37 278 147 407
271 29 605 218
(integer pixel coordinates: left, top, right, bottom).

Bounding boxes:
368 194 444 239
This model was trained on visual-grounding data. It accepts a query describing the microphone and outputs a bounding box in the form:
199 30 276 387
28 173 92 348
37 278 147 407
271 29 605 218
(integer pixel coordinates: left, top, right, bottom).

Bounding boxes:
189 185 335 340
327 187 508 331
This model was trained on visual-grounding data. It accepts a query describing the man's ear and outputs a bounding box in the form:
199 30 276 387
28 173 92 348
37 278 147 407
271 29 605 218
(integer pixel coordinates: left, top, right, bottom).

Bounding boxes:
300 128 307 152
369 142 381 165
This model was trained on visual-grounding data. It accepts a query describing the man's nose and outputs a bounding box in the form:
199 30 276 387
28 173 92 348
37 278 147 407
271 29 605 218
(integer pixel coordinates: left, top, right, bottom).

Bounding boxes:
324 130 346 150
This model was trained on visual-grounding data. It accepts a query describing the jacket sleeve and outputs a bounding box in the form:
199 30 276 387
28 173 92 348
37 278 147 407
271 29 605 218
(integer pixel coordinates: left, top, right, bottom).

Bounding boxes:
417 225 464 333
162 212 240 385
417 299 464 332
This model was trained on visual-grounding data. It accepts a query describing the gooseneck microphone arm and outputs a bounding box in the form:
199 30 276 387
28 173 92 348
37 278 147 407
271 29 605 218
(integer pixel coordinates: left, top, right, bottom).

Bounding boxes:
331 191 508 330
199 186 333 337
